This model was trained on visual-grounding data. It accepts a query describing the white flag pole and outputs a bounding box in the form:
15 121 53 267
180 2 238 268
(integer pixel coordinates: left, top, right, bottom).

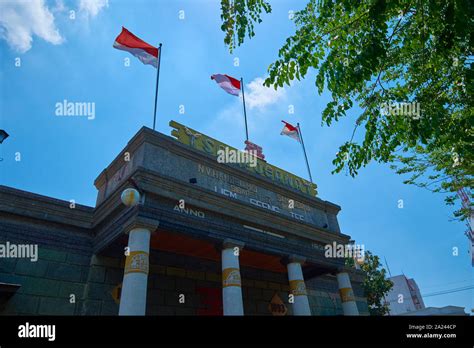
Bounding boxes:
240 77 249 142
152 43 162 130
297 123 313 183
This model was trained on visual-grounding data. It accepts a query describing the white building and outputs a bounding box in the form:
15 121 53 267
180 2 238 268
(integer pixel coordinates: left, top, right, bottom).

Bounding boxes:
385 275 425 315
400 306 467 316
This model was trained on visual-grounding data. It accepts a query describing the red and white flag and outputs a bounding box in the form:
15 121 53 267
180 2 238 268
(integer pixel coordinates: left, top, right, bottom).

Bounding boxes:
280 121 300 142
113 27 159 68
211 74 241 96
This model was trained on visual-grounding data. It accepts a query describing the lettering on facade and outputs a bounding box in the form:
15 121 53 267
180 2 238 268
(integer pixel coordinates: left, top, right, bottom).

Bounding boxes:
173 205 205 219
276 194 306 209
198 163 309 222
221 188 237 199
290 211 305 221
249 198 280 213
170 120 317 196
198 164 258 194
169 123 329 226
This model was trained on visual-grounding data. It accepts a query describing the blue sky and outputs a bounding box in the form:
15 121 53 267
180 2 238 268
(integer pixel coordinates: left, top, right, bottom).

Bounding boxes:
1 0 472 313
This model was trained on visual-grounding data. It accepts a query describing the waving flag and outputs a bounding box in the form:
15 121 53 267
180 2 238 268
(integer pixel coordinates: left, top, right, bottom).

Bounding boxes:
211 74 241 96
280 120 313 183
113 26 163 130
280 121 300 142
113 27 159 68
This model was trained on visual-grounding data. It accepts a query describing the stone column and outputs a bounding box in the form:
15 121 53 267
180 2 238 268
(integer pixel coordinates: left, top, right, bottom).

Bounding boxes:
119 227 151 315
221 239 244 316
336 272 359 315
287 255 311 316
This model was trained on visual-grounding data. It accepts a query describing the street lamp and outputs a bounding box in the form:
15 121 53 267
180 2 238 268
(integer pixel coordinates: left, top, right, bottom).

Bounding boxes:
0 130 8 144
0 129 9 161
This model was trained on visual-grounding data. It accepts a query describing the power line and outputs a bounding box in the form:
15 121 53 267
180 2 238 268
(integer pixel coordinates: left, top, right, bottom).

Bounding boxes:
422 285 474 298
384 256 392 277
422 279 471 290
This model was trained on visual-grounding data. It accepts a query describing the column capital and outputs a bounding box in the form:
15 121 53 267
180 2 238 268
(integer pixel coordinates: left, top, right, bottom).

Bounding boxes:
122 216 159 235
222 238 245 250
334 266 353 275
282 254 306 265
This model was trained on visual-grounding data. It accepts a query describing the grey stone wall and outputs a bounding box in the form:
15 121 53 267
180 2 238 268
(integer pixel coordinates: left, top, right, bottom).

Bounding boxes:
306 275 369 315
1 245 368 316
79 255 122 315
0 246 91 315
0 212 94 315
130 250 367 316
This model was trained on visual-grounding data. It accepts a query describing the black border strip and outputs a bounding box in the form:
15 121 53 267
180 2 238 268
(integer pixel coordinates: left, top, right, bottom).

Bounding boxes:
0 315 471 346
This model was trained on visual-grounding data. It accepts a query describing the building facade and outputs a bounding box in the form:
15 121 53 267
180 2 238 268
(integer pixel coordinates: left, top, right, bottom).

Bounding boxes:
385 275 425 315
399 306 467 316
0 121 368 316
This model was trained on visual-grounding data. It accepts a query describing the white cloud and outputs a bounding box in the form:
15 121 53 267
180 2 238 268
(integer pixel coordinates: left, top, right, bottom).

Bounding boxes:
216 76 287 127
244 77 286 111
0 0 63 53
52 0 67 14
204 76 288 146
79 0 109 17
0 0 109 53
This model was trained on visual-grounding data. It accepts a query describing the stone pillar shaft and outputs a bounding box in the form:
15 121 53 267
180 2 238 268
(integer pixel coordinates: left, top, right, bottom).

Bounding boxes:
119 228 151 316
222 243 244 316
336 272 359 316
287 259 311 316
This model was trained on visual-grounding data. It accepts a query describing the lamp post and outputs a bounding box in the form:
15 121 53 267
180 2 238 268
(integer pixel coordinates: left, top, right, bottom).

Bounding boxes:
0 130 8 144
0 129 9 161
